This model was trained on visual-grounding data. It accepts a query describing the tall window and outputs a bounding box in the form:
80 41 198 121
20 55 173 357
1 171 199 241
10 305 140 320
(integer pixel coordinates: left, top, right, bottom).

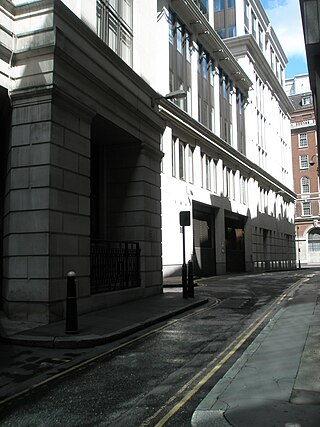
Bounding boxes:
299 132 308 147
172 137 176 177
198 51 215 130
258 24 263 50
299 154 309 169
236 89 246 154
188 145 194 184
270 47 274 70
169 12 192 113
301 176 310 193
220 69 232 144
251 11 256 39
302 201 311 216
97 0 133 66
205 156 212 190
240 176 248 204
179 141 186 180
244 0 249 29
212 160 217 193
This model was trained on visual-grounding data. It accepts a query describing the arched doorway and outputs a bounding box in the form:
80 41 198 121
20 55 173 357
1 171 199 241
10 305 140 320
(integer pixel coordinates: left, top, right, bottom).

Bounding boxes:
308 228 320 263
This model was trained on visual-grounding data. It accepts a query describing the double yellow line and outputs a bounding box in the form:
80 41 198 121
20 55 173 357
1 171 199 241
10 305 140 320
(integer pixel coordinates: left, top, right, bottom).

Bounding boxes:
140 277 306 427
0 277 305 421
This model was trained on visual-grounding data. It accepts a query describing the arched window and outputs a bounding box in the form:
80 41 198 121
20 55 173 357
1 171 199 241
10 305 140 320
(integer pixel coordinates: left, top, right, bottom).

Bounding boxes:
301 176 310 193
308 229 320 252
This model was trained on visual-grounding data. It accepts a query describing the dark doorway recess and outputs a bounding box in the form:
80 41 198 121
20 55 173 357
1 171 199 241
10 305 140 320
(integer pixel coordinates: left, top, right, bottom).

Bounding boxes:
225 213 246 273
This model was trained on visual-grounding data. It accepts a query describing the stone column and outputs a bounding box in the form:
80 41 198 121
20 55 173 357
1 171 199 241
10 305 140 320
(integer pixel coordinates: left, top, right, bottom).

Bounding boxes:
3 92 93 322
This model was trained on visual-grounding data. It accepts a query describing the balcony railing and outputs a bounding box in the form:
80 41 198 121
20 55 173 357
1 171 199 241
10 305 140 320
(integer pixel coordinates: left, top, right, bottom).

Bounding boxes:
91 240 140 294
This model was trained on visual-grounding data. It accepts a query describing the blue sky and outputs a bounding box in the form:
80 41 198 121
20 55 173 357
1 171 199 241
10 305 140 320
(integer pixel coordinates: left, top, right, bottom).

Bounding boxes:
261 0 308 79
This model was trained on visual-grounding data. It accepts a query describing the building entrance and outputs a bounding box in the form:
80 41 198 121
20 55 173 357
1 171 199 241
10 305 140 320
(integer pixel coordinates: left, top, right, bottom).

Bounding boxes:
225 214 246 273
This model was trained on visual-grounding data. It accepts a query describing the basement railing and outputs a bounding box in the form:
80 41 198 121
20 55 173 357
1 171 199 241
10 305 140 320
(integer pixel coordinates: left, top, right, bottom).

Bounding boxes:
91 240 140 294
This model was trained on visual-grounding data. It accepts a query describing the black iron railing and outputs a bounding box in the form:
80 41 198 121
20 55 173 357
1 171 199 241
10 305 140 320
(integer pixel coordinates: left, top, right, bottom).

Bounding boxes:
91 240 140 294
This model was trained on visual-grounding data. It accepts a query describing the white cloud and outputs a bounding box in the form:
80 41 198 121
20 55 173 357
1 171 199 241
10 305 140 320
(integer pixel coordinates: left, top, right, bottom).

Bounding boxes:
264 0 306 59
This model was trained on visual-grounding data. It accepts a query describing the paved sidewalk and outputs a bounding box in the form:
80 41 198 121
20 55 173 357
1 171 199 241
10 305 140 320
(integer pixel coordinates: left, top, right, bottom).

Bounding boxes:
192 278 320 427
0 284 208 349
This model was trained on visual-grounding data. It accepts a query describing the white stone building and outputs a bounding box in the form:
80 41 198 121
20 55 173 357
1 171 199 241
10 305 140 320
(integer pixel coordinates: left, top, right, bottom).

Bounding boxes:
0 0 295 323
159 0 295 277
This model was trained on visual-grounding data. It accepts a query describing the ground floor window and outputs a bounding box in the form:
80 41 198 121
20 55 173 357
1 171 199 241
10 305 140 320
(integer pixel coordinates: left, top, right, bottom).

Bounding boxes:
308 228 320 252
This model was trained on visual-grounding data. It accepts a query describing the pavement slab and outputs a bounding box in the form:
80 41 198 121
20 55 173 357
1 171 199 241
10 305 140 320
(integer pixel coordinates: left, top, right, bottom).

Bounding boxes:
192 295 320 427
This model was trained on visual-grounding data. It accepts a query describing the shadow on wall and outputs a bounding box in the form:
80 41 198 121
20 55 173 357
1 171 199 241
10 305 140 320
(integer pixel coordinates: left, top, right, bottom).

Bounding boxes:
0 87 11 310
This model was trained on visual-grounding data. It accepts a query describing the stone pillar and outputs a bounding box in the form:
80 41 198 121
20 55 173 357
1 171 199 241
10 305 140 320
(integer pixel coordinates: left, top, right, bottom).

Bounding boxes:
3 92 92 322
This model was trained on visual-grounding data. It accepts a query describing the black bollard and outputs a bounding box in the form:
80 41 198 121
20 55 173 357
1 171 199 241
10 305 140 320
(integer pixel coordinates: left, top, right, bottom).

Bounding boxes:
65 271 79 334
187 260 194 298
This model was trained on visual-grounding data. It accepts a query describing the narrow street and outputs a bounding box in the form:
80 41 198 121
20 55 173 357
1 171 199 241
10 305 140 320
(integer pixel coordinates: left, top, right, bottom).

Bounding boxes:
0 269 314 426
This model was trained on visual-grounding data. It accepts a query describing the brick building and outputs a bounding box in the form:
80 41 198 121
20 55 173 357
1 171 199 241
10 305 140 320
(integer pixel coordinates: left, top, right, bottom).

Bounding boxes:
286 74 320 265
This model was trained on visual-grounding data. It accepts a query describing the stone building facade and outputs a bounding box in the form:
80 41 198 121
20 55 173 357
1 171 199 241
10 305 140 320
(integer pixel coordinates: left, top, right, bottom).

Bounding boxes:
0 0 296 323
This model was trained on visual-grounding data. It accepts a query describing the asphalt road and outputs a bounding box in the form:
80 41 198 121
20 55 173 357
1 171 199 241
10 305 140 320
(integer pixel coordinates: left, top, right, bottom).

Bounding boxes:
0 269 311 426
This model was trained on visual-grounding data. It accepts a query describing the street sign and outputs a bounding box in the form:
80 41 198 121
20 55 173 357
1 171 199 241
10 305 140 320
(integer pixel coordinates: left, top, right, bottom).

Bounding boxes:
180 211 190 227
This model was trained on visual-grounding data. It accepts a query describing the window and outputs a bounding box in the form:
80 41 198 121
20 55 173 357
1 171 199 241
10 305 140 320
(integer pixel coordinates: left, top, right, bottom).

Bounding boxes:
97 0 133 66
302 201 311 216
244 0 249 29
198 51 215 130
302 95 312 106
228 0 235 7
308 229 320 252
276 57 279 78
188 145 194 183
220 69 232 144
236 90 246 154
270 47 274 70
214 0 225 12
301 176 310 193
179 140 186 180
240 177 248 204
258 24 263 50
212 160 217 193
169 12 192 113
172 137 177 177
299 133 308 148
205 156 212 190
251 12 256 39
299 155 309 169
